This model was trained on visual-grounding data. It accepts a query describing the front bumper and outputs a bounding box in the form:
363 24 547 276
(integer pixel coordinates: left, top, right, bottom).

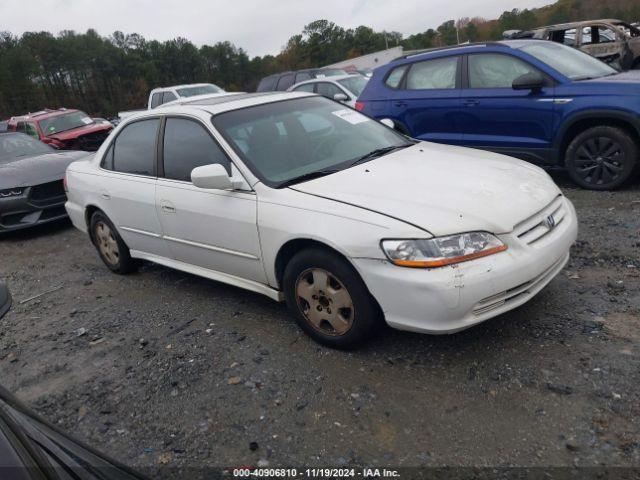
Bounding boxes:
353 196 578 334
0 181 68 233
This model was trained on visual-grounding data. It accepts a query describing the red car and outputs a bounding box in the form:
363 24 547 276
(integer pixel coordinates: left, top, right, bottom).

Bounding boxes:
7 108 113 151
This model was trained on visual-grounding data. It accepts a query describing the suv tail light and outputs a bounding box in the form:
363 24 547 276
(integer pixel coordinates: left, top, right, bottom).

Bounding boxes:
355 101 365 112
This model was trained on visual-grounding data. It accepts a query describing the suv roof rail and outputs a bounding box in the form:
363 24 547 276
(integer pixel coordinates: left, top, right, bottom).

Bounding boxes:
398 42 510 60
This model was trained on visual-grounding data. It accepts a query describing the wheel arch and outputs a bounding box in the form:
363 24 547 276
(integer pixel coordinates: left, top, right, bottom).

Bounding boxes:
274 238 354 289
556 110 640 165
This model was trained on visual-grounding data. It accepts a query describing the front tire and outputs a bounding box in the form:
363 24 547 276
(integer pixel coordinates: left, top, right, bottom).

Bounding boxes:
89 211 137 274
565 126 638 190
283 248 381 349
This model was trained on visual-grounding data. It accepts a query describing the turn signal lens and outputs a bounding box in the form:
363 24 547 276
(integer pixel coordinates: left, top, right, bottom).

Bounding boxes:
355 101 365 112
381 233 507 268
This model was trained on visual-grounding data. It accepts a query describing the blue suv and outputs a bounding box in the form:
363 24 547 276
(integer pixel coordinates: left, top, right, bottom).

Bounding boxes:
357 40 640 190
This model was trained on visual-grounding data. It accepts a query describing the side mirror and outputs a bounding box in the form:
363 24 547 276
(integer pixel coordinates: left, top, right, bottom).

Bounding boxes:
191 164 233 190
380 118 395 129
513 72 544 92
0 282 11 320
333 93 349 102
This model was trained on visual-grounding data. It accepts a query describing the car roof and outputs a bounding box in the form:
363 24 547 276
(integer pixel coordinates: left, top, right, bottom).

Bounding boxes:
131 91 315 118
534 19 624 31
11 108 80 121
293 74 363 86
151 83 219 93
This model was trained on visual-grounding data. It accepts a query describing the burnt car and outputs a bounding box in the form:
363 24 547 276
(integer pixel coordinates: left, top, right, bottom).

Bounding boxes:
7 109 113 151
528 19 640 70
0 132 87 233
0 281 146 480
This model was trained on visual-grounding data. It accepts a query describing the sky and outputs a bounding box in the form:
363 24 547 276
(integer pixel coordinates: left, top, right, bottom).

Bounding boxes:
1 0 553 57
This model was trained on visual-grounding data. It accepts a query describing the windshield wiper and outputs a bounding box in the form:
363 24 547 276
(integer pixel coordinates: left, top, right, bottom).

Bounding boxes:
278 169 341 188
348 145 409 168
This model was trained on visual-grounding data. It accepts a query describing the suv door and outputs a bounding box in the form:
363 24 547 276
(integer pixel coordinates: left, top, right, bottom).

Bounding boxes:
387 55 463 144
459 52 555 164
155 117 266 283
98 118 170 257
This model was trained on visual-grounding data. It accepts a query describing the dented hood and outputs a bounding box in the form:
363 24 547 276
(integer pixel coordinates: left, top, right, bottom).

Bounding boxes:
291 143 561 236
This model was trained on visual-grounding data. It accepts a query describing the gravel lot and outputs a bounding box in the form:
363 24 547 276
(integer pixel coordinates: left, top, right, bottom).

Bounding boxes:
0 173 639 477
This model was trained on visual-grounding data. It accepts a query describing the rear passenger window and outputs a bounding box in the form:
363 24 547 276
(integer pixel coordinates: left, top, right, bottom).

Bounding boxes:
163 118 231 182
406 57 458 90
385 65 408 88
112 119 159 176
150 93 162 108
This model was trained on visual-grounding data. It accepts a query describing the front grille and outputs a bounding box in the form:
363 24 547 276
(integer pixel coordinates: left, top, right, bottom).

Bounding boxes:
514 195 566 247
29 180 66 206
75 130 110 151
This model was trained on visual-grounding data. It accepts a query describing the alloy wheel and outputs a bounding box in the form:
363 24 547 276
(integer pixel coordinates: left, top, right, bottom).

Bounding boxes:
95 221 120 266
574 136 625 186
295 268 354 336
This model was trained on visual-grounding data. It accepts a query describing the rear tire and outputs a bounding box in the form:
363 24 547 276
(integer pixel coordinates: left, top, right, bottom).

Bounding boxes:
89 211 137 274
565 126 637 190
283 248 382 349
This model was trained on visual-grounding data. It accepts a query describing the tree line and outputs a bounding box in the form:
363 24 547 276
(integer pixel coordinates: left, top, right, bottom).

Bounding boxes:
0 0 638 118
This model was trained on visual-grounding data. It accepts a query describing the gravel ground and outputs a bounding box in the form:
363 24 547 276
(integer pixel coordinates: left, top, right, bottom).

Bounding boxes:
0 173 639 477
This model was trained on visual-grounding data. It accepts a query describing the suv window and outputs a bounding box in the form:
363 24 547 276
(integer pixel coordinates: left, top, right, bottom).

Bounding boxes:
112 119 159 176
316 82 343 99
150 93 163 108
406 56 458 90
385 65 408 88
468 54 539 89
25 123 39 139
293 83 315 93
257 76 277 92
162 91 178 103
163 118 231 182
276 74 295 91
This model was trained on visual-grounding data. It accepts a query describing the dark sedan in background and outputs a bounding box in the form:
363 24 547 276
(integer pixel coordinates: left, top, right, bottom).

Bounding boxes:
0 132 87 233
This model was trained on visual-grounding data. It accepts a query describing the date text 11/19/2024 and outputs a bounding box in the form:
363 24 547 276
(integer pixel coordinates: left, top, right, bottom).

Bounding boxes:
232 468 401 478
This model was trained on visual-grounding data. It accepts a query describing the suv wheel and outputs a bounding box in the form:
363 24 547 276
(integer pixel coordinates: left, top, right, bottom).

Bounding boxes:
565 126 638 190
89 211 137 274
283 248 381 349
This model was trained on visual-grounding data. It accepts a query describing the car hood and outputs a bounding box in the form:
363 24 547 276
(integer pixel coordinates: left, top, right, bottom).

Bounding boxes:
47 122 112 140
0 151 88 189
290 143 561 236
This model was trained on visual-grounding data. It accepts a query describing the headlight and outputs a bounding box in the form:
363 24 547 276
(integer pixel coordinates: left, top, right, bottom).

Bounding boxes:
381 232 507 268
0 188 24 198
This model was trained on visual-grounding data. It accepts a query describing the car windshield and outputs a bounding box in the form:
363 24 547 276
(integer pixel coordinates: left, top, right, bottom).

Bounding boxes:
212 96 411 187
0 133 53 164
39 111 94 136
518 42 617 80
176 84 224 97
338 76 368 97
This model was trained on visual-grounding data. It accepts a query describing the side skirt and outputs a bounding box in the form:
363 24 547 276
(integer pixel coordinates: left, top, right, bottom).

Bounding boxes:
129 250 284 302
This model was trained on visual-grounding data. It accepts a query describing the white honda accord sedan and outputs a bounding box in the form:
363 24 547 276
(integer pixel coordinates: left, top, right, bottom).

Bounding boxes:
65 92 578 348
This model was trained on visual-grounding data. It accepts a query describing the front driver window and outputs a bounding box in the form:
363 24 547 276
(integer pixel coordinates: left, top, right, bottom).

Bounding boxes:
163 118 231 181
468 54 538 89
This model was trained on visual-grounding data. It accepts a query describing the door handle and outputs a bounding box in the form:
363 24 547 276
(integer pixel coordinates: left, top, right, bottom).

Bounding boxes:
394 101 408 108
160 201 176 214
463 99 480 107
